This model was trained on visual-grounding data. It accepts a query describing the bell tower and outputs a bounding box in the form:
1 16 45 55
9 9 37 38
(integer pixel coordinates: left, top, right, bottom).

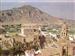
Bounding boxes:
59 22 69 56
60 22 69 40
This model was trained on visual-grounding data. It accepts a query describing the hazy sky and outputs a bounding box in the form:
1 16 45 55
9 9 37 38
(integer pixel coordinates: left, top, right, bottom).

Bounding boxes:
0 0 75 20
1 0 75 2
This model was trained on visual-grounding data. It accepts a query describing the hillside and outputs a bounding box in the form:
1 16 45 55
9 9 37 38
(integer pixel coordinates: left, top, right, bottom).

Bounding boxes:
0 5 63 25
0 5 75 27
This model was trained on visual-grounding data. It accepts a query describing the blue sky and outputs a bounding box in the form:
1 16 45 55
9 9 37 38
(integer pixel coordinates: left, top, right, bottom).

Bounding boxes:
0 0 75 20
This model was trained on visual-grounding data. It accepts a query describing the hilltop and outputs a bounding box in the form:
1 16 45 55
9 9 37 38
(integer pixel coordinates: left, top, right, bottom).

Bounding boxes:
0 5 75 27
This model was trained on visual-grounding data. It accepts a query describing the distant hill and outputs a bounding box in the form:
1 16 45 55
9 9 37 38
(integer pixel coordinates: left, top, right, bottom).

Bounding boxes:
63 19 75 29
0 5 75 28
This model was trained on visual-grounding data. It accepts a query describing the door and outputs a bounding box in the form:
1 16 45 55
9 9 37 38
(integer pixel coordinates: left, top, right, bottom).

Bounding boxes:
73 47 75 56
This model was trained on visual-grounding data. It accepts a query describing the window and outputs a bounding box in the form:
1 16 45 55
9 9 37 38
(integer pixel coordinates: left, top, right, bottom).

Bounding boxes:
0 38 2 40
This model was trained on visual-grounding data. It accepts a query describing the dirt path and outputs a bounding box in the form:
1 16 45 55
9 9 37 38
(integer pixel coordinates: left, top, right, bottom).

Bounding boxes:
35 47 61 56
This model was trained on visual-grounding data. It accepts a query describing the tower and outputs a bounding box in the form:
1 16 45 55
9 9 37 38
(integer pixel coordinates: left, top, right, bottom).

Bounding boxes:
59 22 69 56
60 22 69 40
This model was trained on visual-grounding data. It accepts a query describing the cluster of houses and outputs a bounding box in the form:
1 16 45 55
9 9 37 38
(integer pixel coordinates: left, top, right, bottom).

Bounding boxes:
39 23 75 56
0 22 75 56
41 25 75 42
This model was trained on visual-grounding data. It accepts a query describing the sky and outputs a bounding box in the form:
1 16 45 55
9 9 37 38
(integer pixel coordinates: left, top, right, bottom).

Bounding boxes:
1 0 75 2
0 0 75 20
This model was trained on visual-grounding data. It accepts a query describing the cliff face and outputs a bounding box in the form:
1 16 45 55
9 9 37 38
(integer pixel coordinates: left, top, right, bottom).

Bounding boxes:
0 5 75 27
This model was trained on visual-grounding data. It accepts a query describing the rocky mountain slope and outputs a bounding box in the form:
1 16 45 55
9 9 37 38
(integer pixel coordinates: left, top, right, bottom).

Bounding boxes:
0 5 75 27
0 5 63 25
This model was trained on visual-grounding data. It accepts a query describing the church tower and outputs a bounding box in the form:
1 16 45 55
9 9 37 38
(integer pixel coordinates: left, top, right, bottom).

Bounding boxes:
60 22 69 41
60 22 69 56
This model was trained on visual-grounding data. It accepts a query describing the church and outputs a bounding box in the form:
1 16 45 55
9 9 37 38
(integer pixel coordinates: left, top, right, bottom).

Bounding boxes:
56 22 75 56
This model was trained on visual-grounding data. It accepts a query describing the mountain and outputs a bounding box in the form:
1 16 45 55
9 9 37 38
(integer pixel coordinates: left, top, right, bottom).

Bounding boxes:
63 19 75 29
0 5 63 25
0 5 75 27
